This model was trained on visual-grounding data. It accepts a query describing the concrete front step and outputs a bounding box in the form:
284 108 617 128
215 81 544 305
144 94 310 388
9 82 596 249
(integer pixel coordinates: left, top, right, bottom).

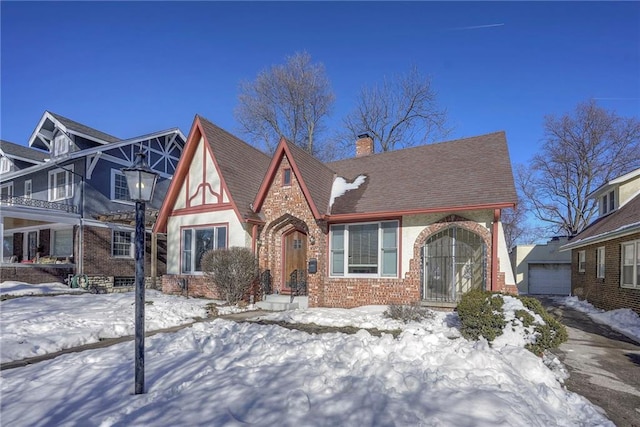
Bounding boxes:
256 295 308 311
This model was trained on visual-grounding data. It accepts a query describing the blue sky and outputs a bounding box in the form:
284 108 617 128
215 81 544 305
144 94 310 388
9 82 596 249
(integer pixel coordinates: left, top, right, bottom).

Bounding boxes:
2 1 639 167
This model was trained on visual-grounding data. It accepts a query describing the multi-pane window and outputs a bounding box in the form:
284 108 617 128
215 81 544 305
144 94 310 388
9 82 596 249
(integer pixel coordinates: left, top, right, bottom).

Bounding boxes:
0 157 11 173
48 167 73 201
24 180 32 199
0 182 13 204
112 230 133 257
181 226 227 273
112 170 131 202
596 246 605 279
330 221 398 277
578 250 586 273
600 190 616 216
52 133 70 157
621 241 640 289
52 229 74 257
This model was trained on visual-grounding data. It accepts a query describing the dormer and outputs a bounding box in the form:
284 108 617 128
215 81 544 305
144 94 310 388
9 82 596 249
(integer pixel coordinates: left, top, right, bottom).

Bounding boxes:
589 168 640 218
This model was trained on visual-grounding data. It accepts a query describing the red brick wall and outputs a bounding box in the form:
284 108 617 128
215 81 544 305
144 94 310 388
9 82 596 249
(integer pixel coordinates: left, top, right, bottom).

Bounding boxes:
255 156 510 308
571 232 640 315
83 226 166 279
258 156 328 307
162 274 222 299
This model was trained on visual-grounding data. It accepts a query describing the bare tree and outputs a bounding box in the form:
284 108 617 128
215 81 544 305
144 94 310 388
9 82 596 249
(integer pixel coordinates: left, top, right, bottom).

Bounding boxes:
341 66 450 153
519 100 640 236
235 51 335 156
501 202 527 251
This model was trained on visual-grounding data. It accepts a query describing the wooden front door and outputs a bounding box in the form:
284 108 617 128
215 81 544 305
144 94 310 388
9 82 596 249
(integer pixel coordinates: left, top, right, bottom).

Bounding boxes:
282 230 307 292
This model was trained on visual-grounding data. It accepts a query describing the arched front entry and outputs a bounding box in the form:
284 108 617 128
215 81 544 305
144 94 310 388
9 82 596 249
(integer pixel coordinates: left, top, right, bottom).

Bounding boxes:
422 227 486 302
282 229 307 293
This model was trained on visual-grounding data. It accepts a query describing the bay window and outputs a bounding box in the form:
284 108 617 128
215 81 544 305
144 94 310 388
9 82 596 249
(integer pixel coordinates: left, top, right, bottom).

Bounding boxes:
181 225 227 273
330 221 398 277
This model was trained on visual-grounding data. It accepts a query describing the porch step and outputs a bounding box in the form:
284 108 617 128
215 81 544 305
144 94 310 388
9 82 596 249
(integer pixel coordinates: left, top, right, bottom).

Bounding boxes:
256 295 308 311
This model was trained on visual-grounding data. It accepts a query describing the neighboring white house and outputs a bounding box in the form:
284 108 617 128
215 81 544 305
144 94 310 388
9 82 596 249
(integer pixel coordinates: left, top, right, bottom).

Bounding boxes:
510 236 571 295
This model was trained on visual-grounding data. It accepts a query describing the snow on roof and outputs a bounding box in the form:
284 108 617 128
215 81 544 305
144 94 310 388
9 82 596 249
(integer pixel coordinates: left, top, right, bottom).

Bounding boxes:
329 175 366 209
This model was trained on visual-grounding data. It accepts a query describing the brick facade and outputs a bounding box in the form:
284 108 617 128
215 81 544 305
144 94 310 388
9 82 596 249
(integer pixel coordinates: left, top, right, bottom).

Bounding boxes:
571 232 640 315
2 225 166 292
255 157 513 309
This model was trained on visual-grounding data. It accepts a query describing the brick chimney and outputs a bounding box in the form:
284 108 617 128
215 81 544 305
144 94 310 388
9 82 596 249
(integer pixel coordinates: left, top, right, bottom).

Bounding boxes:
355 133 374 157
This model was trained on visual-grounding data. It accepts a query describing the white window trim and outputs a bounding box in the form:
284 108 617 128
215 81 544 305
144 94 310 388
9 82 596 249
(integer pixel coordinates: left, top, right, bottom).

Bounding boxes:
24 180 32 199
578 250 586 273
596 246 605 279
329 220 399 278
110 169 133 204
52 133 70 157
621 240 640 290
181 225 228 274
1 182 14 203
48 166 74 202
0 157 12 173
112 230 134 258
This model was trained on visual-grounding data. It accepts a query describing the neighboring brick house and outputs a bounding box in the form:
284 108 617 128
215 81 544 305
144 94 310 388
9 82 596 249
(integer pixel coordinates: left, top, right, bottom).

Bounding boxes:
561 168 640 314
1 111 185 290
155 115 518 309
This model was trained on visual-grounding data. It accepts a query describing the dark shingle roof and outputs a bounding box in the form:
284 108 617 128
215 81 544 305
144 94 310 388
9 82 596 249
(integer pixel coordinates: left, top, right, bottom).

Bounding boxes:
284 141 336 215
568 194 640 246
327 131 517 214
198 116 271 218
48 111 121 143
0 140 48 163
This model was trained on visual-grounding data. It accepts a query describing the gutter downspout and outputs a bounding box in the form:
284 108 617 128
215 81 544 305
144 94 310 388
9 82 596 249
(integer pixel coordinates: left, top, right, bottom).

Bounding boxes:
491 209 500 291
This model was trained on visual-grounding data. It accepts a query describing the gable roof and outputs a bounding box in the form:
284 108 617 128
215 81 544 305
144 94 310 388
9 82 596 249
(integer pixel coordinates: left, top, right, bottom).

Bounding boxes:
154 115 271 232
561 193 640 251
327 131 517 217
48 111 121 143
198 116 271 219
0 140 47 163
253 138 336 219
28 111 121 150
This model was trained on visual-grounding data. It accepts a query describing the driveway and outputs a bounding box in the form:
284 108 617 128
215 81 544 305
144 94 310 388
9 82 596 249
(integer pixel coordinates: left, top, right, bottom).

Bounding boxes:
538 297 640 427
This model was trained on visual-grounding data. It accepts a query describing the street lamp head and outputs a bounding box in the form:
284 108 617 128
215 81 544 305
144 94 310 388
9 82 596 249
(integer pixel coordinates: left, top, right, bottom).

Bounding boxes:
122 151 159 203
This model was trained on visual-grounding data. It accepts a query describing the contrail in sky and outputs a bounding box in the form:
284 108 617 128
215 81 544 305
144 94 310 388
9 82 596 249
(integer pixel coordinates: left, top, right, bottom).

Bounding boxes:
449 23 505 31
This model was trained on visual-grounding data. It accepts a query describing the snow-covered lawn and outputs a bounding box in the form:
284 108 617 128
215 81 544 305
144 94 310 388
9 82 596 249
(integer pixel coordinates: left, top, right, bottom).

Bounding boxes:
1 282 631 426
0 281 213 363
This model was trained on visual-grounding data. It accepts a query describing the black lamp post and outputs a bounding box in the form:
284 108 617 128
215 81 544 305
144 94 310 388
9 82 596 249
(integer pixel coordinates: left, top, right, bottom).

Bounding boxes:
122 150 158 395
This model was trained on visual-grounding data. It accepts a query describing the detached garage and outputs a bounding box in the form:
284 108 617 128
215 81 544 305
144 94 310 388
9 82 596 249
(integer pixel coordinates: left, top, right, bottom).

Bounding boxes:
527 263 571 295
510 237 572 295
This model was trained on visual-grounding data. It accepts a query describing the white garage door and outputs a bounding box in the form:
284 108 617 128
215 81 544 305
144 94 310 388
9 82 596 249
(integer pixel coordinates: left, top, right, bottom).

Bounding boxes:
528 263 571 295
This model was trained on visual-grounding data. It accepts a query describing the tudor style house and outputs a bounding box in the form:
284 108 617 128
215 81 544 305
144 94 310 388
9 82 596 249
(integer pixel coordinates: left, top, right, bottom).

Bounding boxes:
155 115 517 309
561 168 640 314
1 111 186 289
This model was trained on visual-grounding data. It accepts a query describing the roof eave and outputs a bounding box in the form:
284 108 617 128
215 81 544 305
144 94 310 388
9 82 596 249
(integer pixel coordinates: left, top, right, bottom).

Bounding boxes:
325 202 516 223
559 223 640 252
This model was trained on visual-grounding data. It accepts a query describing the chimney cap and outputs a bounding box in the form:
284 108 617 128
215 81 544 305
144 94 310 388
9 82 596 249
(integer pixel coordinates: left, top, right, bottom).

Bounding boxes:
357 133 371 139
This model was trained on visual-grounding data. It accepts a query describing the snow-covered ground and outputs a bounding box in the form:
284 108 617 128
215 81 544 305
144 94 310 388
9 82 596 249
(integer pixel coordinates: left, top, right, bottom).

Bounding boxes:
2 282 634 426
554 295 640 343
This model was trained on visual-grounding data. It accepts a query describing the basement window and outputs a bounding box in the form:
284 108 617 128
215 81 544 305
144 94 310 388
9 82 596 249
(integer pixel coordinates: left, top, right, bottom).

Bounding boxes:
114 277 135 287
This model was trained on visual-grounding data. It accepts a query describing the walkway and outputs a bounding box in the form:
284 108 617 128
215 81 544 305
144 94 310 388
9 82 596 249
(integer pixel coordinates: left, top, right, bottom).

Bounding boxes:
539 297 640 427
0 310 269 371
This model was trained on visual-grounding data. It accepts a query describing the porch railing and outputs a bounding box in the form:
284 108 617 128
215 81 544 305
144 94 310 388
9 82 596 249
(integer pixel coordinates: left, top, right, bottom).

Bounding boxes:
0 195 78 214
289 269 308 303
